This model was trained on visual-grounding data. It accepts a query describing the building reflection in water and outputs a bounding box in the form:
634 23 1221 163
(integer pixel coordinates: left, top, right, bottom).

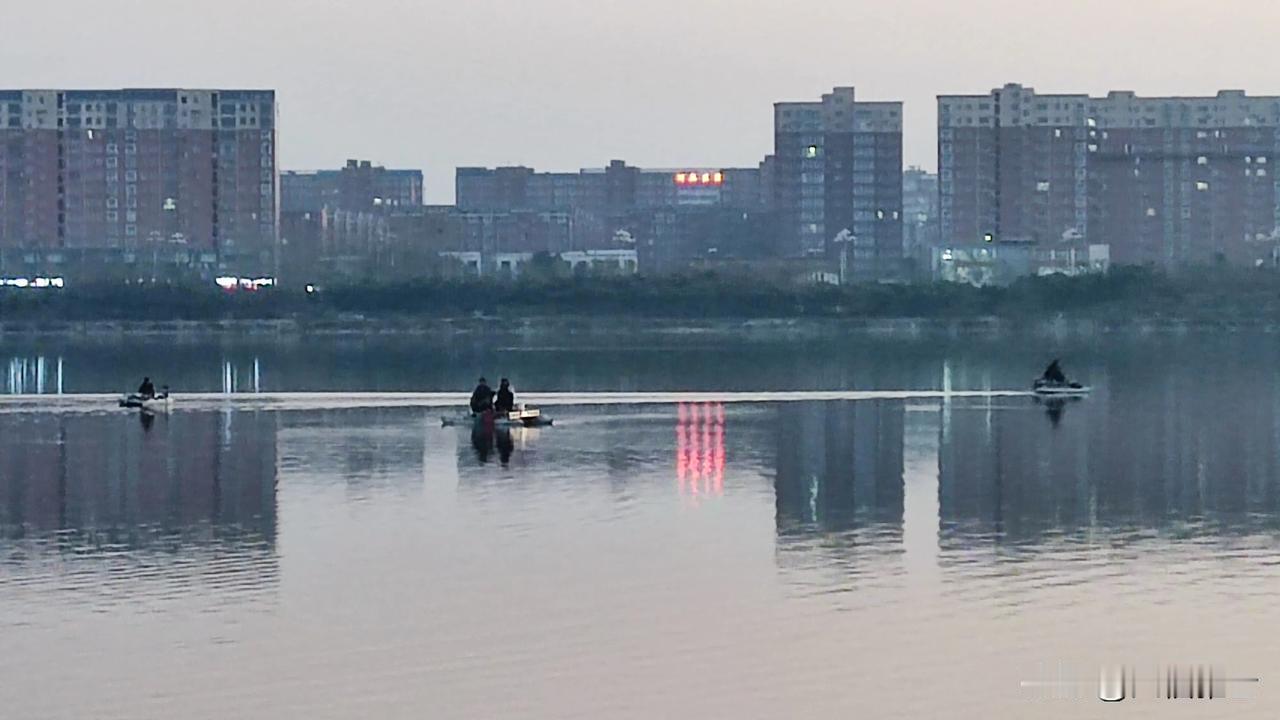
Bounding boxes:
772 369 1280 577
939 380 1280 543
0 410 278 594
5 356 64 395
774 400 905 535
677 402 725 499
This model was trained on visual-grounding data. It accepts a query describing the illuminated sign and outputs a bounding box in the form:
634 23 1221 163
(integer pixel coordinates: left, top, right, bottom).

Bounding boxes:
1 276 64 289
673 171 724 187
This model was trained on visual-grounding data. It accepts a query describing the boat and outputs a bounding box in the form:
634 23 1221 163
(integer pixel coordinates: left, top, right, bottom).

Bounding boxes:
119 392 172 412
1032 379 1090 396
442 406 553 428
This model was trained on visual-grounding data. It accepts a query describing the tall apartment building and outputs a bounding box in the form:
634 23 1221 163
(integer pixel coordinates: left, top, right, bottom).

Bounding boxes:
0 88 277 278
939 83 1280 266
773 87 904 277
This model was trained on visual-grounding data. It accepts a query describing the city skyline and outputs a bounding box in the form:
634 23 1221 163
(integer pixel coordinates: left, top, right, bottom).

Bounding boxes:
4 0 1279 203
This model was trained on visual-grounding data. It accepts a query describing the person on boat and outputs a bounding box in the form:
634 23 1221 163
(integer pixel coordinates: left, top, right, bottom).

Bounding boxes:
138 377 157 399
469 377 495 414
494 378 515 415
1041 359 1066 385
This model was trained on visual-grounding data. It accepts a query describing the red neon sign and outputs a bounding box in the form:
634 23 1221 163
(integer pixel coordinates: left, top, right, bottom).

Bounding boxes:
673 171 724 187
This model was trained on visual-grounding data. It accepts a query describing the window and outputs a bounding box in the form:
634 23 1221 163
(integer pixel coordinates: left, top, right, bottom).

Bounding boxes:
805 145 819 159
1196 181 1210 191
106 211 118 222
1054 128 1062 138
1036 181 1051 192
1259 156 1268 165
1258 168 1268 177
106 156 118 168
1197 156 1208 165
106 197 118 209
1146 208 1157 217
125 224 137 236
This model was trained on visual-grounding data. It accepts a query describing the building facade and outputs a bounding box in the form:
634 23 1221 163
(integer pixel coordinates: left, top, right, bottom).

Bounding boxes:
902 166 939 271
453 160 773 273
773 87 904 279
282 159 423 214
0 88 278 278
939 84 1280 266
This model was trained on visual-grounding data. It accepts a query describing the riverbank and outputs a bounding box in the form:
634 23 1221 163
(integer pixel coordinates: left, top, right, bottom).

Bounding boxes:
3 314 1278 342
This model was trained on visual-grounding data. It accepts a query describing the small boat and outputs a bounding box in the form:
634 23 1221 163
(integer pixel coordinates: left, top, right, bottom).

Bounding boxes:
442 406 553 428
1032 379 1090 396
119 392 172 412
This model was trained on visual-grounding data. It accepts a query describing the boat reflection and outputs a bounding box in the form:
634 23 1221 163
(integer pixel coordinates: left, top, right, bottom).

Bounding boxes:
471 424 515 466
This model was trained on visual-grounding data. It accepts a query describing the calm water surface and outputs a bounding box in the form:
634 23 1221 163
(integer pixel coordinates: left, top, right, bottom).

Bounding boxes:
2 334 1279 718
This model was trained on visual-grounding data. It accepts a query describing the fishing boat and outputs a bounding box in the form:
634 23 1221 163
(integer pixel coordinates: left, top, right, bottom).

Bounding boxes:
119 392 173 412
1032 379 1090 396
441 406 553 428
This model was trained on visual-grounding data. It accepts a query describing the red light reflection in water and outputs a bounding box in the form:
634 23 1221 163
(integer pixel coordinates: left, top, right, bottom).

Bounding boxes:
676 402 725 499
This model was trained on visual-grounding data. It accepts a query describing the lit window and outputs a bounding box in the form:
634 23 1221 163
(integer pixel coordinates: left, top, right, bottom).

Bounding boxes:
1196 181 1210 191
1259 168 1268 177
876 210 884 219
1054 128 1062 138
1197 156 1208 165
713 172 723 184
1146 208 1156 217
805 145 819 158
983 232 995 243
674 173 686 184
1087 144 1098 152
1246 156 1254 164
1036 181 1051 192
1087 118 1097 128
1259 156 1268 165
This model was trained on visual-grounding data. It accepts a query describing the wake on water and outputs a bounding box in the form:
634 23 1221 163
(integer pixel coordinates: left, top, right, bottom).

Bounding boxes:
0 390 1036 415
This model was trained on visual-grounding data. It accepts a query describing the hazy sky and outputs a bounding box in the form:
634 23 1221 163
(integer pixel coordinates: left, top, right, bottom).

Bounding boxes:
5 0 1278 202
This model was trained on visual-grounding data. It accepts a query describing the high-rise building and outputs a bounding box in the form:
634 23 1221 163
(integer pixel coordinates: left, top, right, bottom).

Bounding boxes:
773 87 904 278
939 83 1280 266
0 88 278 278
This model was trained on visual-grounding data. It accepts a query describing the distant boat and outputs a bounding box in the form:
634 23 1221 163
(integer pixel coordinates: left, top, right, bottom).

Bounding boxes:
119 392 172 412
1032 379 1090 396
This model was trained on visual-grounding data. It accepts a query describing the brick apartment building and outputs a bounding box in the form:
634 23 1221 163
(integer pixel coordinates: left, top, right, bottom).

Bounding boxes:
939 83 1280 266
772 87 904 278
0 88 278 279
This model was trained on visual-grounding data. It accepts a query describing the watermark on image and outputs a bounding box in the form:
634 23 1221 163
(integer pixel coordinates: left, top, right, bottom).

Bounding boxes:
1021 664 1260 703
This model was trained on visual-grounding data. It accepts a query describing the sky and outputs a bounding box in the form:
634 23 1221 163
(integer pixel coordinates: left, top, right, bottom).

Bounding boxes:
4 0 1279 203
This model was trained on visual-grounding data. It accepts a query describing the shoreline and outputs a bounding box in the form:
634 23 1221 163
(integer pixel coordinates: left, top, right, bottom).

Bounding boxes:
1 315 1275 341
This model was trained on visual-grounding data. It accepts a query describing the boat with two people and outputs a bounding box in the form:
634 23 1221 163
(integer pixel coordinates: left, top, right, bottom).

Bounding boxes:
442 376 554 428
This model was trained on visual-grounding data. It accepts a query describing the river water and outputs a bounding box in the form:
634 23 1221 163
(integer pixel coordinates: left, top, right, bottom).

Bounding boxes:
1 332 1279 718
